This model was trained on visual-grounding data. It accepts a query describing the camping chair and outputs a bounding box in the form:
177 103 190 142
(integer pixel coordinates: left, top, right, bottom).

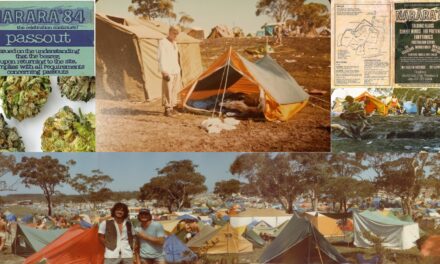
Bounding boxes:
356 253 380 264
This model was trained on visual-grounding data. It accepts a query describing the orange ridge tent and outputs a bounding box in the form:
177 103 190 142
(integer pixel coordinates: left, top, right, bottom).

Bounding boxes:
355 92 388 115
24 225 104 264
180 49 309 121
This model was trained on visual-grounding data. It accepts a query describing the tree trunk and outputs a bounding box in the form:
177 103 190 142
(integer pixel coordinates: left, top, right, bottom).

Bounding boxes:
313 189 319 211
46 194 52 216
287 199 293 214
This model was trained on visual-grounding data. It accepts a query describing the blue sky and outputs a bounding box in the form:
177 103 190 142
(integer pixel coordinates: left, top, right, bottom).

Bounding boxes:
1 153 240 195
97 0 330 35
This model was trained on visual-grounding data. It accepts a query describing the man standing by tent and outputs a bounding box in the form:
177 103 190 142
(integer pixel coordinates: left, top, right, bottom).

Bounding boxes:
134 209 166 264
158 26 181 117
98 202 134 264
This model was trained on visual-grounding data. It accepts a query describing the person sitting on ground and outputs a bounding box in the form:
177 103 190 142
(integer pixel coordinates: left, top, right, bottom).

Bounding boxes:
135 209 165 264
98 202 134 264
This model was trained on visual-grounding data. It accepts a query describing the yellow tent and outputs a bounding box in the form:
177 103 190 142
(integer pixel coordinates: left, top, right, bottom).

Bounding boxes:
303 212 345 238
180 49 309 121
355 92 388 116
158 220 180 234
187 223 253 254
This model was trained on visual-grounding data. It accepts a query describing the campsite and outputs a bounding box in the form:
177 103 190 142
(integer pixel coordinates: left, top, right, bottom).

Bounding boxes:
95 0 331 152
1 152 440 264
331 88 440 153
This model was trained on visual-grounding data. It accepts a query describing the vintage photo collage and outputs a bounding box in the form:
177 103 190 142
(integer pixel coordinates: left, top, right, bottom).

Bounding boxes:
0 0 439 263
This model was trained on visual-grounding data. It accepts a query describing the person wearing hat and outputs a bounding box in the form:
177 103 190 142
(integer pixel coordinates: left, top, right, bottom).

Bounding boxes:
134 209 165 264
98 202 134 264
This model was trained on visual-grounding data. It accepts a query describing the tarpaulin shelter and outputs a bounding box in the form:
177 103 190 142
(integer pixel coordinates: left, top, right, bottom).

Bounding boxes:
177 214 198 221
180 49 309 121
259 216 348 264
24 225 104 264
403 101 417 114
164 235 198 263
355 92 388 115
187 223 253 254
12 224 66 257
304 212 346 238
207 25 234 39
184 27 205 40
243 227 266 247
230 208 292 227
96 13 203 101
353 210 420 250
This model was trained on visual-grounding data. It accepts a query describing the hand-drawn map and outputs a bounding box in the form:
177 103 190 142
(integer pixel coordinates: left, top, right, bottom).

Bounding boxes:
332 1 392 87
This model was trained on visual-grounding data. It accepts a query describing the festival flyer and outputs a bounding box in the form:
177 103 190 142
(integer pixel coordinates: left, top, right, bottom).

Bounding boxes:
0 0 95 76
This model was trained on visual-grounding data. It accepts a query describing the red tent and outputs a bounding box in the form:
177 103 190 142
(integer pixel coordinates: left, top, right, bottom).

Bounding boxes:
25 225 104 264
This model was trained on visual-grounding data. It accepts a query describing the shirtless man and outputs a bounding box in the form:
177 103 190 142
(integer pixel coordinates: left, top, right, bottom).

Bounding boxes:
0 213 8 251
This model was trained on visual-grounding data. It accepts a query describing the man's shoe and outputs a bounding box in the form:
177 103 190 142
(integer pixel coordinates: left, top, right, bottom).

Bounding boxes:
164 109 172 117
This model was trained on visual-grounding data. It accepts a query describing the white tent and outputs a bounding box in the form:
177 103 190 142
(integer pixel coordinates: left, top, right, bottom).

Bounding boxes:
230 208 292 228
353 210 420 250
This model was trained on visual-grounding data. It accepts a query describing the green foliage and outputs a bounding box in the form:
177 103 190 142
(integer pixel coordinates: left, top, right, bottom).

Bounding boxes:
139 160 207 213
58 76 95 102
296 3 329 32
41 106 95 152
0 76 51 121
362 230 387 264
214 179 241 200
393 88 440 103
13 156 72 215
128 0 176 20
256 0 304 22
0 114 25 152
69 169 113 207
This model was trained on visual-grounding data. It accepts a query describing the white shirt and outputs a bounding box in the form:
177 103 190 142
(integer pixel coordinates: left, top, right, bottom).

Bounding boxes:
158 38 180 75
98 219 133 259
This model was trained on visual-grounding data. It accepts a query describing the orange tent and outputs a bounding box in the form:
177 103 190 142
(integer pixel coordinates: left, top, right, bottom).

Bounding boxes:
180 49 309 121
355 92 388 115
420 235 440 257
25 225 104 264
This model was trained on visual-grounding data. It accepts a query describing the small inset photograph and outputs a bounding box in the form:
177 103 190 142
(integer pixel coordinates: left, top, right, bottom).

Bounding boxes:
0 76 95 152
331 88 440 152
0 152 439 264
95 0 331 152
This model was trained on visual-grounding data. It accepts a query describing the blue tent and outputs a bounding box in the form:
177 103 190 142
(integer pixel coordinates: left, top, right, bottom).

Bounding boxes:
177 214 198 221
6 213 17 222
164 235 197 263
21 215 33 224
403 101 417 114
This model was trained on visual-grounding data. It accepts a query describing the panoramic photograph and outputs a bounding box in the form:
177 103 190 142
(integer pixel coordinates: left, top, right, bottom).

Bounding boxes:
0 152 439 263
331 88 440 153
95 0 331 152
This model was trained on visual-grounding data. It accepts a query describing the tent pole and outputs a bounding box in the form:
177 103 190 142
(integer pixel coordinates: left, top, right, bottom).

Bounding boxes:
310 223 325 264
212 48 231 118
218 46 233 116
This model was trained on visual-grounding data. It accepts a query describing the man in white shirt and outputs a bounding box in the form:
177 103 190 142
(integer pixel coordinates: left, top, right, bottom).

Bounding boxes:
98 202 134 264
158 26 181 117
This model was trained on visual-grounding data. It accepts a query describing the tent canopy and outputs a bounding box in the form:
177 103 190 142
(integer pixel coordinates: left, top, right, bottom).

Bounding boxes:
24 225 104 264
187 223 253 254
304 212 346 238
13 224 66 257
355 92 388 115
164 235 198 263
353 210 420 250
260 216 347 264
96 13 203 102
180 49 309 121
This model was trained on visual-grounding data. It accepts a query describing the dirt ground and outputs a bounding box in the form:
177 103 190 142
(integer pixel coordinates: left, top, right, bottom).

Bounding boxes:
97 37 330 152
